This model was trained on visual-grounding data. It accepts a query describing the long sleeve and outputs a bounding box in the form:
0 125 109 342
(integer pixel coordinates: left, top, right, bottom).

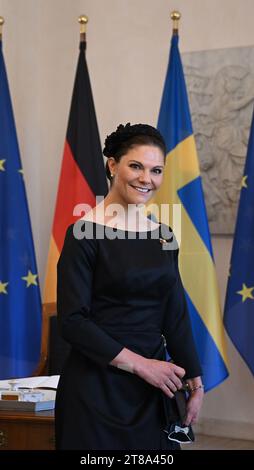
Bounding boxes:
57 225 124 366
162 248 202 379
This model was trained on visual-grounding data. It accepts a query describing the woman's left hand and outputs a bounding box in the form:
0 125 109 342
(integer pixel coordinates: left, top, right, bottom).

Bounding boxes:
184 389 204 426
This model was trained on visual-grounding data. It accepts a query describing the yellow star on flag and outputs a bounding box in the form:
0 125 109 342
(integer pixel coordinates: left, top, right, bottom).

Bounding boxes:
0 281 8 294
22 270 38 287
237 283 254 302
18 168 24 175
0 159 6 172
241 175 248 188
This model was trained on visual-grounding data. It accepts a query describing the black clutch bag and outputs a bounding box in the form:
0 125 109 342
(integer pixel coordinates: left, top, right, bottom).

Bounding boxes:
162 388 195 444
153 337 195 444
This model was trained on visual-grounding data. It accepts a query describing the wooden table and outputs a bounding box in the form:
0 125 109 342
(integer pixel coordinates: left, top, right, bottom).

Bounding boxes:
0 409 55 450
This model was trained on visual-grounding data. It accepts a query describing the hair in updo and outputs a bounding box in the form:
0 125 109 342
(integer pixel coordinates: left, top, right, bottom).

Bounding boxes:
103 123 166 182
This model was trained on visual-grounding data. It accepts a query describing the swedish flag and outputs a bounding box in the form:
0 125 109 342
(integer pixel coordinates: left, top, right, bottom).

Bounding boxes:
0 39 41 378
150 32 229 391
224 109 254 375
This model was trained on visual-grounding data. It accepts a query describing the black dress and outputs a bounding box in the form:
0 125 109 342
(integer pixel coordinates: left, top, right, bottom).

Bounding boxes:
55 221 202 450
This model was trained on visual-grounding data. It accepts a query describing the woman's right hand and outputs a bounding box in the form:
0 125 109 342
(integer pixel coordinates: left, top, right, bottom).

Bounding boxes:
110 347 185 397
135 357 185 398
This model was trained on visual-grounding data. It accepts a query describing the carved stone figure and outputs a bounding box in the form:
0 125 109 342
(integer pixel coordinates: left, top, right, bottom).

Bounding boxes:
183 49 254 233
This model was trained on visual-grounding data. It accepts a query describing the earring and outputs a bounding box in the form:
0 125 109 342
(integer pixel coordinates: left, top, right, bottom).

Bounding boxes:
110 173 114 178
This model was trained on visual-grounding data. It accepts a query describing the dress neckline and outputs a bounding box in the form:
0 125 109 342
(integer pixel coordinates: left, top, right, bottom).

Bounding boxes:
84 220 161 234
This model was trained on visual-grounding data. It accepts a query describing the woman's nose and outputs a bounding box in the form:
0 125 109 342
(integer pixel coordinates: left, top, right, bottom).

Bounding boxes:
138 171 151 184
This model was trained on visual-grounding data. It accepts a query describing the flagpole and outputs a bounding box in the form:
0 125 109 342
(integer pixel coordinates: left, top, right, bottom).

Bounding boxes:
170 10 181 36
78 14 88 44
0 16 4 40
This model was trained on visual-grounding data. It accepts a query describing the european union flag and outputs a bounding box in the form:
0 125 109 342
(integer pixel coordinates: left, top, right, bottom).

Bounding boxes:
224 109 254 375
0 39 41 378
150 32 229 390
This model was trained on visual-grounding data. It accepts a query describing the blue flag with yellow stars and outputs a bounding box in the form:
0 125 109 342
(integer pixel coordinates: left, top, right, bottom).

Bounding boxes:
224 109 254 376
0 39 41 378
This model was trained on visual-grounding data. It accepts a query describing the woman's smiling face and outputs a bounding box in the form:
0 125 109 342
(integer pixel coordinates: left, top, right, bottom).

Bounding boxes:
107 145 165 206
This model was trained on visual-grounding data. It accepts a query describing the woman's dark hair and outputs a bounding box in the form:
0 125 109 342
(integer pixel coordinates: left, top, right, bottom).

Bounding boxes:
103 123 166 182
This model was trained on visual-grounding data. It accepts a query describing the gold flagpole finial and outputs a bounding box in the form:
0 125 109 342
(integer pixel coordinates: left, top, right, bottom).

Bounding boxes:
78 15 88 42
170 11 181 35
0 17 4 39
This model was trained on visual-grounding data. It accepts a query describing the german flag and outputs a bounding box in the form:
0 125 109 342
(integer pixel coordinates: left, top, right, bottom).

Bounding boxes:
44 36 108 304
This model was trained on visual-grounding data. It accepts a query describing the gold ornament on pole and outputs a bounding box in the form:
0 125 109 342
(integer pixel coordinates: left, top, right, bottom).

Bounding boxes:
170 11 181 35
0 16 4 40
78 15 88 43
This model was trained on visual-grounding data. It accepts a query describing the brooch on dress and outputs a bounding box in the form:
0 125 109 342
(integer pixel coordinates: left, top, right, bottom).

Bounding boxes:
159 237 173 250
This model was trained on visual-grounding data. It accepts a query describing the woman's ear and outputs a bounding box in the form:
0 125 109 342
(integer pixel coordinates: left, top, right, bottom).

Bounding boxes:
107 157 116 175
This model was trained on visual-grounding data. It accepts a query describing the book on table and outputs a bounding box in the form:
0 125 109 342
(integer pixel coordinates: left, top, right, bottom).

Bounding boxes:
0 375 60 411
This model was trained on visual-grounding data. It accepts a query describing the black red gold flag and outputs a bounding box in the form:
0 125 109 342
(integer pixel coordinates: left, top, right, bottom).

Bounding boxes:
44 39 108 304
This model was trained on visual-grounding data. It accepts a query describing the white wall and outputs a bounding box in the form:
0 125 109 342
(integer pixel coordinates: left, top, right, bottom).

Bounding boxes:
1 0 254 438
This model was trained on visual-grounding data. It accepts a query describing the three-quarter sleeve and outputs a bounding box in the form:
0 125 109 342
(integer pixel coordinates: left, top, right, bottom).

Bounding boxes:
57 225 124 366
162 248 202 379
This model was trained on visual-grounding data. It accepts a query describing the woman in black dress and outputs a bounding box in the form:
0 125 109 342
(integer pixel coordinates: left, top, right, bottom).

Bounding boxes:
55 123 203 450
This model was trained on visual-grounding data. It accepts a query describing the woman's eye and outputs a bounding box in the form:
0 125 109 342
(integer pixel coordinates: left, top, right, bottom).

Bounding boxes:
130 164 140 169
129 164 163 174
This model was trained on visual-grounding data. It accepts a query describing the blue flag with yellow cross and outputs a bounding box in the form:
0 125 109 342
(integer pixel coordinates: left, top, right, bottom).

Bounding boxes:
150 32 229 391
